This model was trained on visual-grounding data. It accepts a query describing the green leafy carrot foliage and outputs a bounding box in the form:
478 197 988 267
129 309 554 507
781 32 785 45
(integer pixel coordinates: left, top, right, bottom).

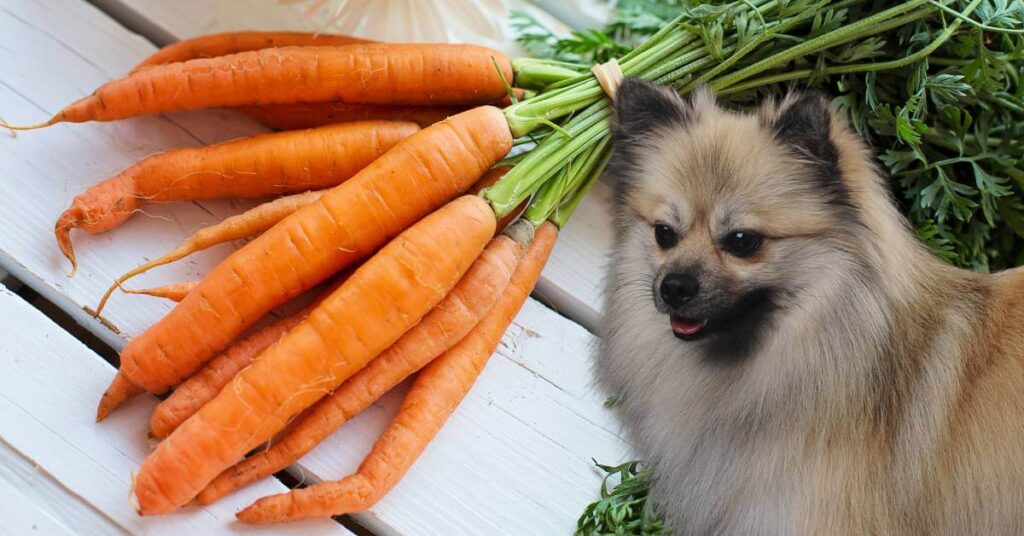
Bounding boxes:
510 0 1024 270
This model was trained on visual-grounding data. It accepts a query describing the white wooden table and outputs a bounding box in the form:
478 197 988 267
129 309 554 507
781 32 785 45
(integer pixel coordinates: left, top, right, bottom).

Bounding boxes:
0 0 629 534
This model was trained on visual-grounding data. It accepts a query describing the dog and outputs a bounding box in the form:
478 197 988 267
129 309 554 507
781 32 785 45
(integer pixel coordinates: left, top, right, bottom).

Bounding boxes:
596 78 1024 535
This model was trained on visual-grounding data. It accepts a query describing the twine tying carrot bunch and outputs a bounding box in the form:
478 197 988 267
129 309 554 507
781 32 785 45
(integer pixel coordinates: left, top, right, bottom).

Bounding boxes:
591 58 624 99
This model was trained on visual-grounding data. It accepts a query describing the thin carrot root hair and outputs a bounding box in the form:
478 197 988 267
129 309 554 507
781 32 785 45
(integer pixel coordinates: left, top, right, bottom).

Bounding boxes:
0 116 58 131
95 189 328 316
123 281 198 303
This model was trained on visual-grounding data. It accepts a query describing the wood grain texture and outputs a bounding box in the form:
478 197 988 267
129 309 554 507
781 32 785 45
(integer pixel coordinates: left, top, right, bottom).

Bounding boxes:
0 0 631 533
0 285 349 535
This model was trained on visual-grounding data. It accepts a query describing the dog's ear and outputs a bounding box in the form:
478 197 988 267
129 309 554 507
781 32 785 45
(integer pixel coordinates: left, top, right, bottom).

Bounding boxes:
762 92 846 204
763 92 839 170
611 78 692 145
608 79 696 198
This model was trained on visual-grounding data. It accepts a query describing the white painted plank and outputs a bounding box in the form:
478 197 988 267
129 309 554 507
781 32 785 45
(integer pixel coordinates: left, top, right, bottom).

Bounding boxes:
88 0 614 330
0 474 79 536
0 0 631 533
0 285 350 535
0 438 124 536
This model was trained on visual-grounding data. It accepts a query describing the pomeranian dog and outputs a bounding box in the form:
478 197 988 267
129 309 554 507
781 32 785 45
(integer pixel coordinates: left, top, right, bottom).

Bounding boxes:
596 78 1024 535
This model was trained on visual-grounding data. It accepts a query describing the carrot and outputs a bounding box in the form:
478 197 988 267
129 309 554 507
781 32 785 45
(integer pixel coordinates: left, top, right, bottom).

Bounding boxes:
58 120 416 275
242 89 528 131
147 271 352 439
124 281 198 302
149 305 309 439
238 102 460 130
132 194 497 515
96 106 511 421
132 31 370 71
196 224 528 505
95 189 327 315
8 44 512 128
149 168 510 441
236 221 558 523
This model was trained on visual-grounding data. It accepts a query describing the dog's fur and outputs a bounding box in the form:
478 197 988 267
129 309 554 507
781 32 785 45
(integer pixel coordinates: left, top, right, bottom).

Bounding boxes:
597 78 1024 535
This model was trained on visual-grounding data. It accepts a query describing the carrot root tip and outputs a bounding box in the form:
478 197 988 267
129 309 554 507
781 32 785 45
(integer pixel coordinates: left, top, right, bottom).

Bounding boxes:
0 115 57 131
129 472 142 515
96 371 144 421
235 498 277 524
55 212 80 278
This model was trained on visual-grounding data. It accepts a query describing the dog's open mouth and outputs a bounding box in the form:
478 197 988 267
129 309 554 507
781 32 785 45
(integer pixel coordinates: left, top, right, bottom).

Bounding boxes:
670 316 709 340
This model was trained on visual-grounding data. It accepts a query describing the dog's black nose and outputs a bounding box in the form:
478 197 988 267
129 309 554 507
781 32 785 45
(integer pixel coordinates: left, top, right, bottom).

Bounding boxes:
660 273 699 307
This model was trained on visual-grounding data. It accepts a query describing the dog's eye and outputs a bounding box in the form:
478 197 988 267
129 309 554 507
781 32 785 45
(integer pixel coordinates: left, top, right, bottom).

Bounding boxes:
722 230 763 257
654 223 678 249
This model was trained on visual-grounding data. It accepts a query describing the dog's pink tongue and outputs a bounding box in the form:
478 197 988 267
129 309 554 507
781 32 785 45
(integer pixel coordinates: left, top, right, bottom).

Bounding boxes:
671 317 707 335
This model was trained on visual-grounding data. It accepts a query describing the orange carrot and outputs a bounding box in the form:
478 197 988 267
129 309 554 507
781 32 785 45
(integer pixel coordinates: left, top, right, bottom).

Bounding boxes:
95 189 327 315
58 120 416 274
149 305 309 439
238 102 460 130
133 31 370 71
132 194 496 515
240 88 527 131
96 106 510 421
147 271 352 439
124 281 198 302
12 44 512 127
236 221 557 523
196 224 528 504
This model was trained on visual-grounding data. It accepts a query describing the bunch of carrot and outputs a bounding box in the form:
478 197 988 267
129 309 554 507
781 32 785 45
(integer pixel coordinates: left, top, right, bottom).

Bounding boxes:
4 30 601 523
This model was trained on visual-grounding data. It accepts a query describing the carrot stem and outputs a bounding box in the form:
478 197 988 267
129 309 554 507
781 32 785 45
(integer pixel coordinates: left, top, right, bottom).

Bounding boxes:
524 136 609 226
551 149 611 228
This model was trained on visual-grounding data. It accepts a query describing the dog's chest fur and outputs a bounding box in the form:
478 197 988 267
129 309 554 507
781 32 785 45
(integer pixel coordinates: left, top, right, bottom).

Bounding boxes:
598 275 986 535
